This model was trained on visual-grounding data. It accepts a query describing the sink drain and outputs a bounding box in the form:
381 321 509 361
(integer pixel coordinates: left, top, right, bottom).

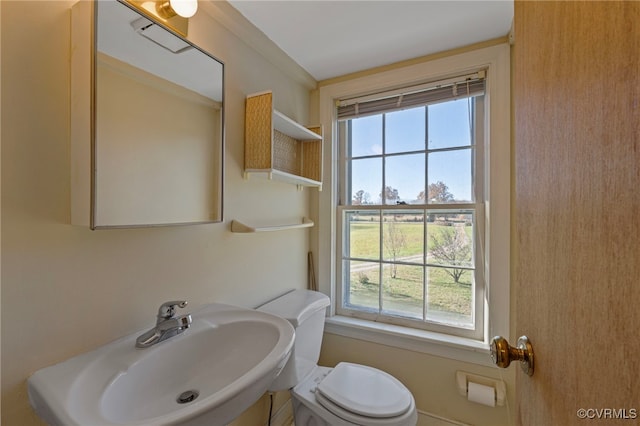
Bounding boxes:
176 390 199 404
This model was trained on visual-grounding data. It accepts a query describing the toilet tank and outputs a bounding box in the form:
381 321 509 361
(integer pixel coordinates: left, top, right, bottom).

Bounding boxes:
257 289 330 391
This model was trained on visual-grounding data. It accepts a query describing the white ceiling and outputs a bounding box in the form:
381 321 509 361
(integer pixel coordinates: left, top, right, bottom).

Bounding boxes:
227 1 514 81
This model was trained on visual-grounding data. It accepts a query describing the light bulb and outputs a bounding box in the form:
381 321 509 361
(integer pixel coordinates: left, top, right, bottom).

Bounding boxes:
169 0 197 18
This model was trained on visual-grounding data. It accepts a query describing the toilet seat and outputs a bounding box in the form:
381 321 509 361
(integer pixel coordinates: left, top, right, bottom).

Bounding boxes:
292 365 417 426
315 362 414 424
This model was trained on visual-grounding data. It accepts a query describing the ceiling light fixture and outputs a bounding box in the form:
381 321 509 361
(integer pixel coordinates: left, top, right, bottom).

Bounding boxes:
122 0 197 37
131 17 193 53
158 0 198 19
170 0 197 18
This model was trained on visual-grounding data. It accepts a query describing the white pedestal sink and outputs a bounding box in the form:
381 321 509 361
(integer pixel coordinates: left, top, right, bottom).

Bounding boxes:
28 303 295 425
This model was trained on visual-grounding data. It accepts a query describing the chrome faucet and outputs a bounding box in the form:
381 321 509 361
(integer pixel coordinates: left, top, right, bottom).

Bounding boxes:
135 300 192 349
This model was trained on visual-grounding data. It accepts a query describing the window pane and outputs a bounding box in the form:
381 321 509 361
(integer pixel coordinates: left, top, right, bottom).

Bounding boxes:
385 107 425 154
337 74 489 339
345 211 380 260
350 157 381 205
426 266 473 327
428 98 474 150
385 154 425 204
382 210 424 262
428 148 473 203
381 264 423 319
350 115 382 157
345 260 380 311
427 217 474 269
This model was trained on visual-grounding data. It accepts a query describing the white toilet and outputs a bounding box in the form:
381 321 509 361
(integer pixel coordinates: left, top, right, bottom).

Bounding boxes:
257 289 418 426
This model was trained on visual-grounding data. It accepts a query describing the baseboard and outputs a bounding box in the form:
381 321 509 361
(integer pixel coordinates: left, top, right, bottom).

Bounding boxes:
418 409 471 426
266 401 465 426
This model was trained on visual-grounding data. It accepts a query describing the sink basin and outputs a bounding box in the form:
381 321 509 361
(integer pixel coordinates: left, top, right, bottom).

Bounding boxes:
28 303 295 426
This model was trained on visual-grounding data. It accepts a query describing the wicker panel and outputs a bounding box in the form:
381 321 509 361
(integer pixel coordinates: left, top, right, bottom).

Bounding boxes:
273 130 301 175
245 92 323 187
245 92 273 169
301 126 323 181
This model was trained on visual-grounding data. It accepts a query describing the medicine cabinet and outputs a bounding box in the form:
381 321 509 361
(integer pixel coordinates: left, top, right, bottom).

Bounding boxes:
71 0 224 229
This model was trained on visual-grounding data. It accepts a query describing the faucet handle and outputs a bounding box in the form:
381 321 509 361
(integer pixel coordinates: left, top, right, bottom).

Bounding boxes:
157 300 188 320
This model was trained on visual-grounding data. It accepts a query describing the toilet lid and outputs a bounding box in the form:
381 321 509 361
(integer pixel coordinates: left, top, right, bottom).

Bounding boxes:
316 362 412 418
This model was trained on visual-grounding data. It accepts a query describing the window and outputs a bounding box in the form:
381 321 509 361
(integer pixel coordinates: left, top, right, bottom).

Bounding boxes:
317 44 510 362
336 74 485 339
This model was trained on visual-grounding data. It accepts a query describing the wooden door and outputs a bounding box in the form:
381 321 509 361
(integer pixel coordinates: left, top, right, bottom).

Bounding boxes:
514 1 640 425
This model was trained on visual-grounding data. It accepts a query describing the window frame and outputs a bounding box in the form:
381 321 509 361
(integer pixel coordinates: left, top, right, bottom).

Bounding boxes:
315 43 510 366
336 94 485 340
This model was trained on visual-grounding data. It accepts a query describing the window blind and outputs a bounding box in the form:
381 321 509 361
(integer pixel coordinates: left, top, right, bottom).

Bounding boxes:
337 72 485 120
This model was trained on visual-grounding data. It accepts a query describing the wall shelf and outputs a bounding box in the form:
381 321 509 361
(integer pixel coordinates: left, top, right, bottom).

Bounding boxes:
230 217 314 233
244 91 323 190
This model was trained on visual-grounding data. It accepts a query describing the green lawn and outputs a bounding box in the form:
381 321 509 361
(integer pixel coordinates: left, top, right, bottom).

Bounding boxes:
346 220 474 324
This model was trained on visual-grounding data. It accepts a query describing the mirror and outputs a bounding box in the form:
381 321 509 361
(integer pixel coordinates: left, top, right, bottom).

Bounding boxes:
71 0 224 229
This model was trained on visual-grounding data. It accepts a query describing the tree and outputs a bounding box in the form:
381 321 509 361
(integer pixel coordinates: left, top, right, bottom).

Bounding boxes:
380 186 400 204
429 225 472 284
384 217 406 279
352 190 371 205
417 181 454 203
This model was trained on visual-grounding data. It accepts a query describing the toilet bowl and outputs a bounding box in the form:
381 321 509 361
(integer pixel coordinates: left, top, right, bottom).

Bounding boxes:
257 289 417 426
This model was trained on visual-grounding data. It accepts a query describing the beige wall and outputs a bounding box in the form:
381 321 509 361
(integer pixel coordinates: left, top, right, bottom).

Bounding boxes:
1 1 313 424
2 2 516 426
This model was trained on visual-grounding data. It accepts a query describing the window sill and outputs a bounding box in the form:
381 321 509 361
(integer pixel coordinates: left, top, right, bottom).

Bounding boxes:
324 315 494 367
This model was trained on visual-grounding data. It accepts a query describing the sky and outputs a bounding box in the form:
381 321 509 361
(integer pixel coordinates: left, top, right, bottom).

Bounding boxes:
348 98 475 204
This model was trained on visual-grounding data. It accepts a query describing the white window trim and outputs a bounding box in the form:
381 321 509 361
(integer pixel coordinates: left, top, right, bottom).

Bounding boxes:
315 43 510 366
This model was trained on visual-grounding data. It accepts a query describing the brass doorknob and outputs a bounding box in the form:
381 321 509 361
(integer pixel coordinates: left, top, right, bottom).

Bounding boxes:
490 335 534 376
